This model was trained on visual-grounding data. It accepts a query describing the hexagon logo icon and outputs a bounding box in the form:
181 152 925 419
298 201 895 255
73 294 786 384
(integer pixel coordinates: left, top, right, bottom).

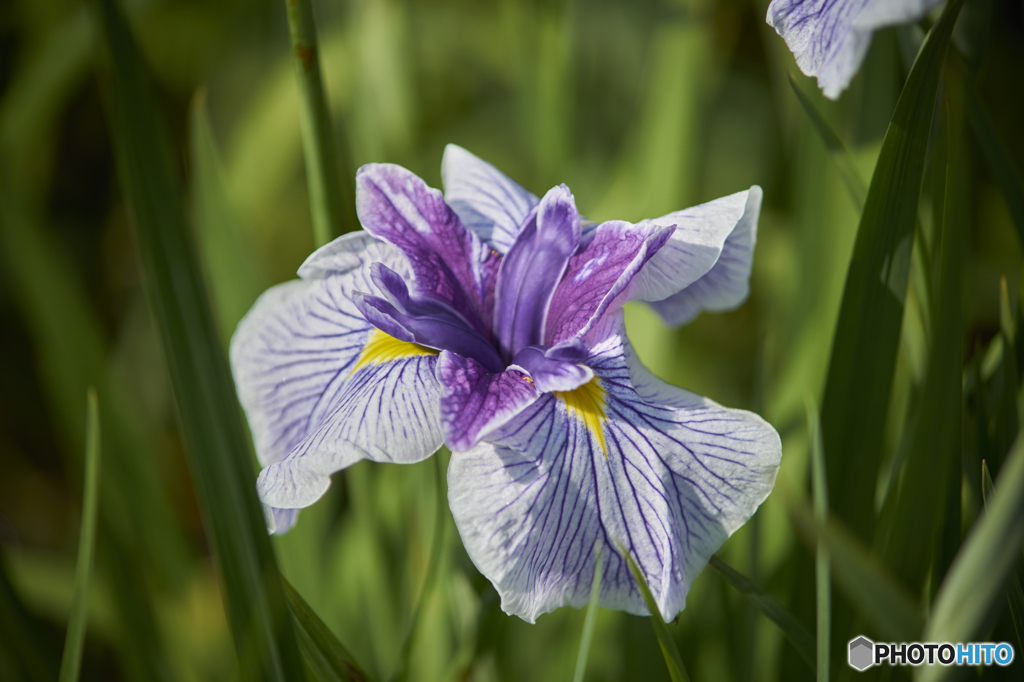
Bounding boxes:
848 636 874 671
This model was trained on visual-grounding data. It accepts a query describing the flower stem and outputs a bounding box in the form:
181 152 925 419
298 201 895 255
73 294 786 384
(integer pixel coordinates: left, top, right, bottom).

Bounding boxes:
284 0 352 246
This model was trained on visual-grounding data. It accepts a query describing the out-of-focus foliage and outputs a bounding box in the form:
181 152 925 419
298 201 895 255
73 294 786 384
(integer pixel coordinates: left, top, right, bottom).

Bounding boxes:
1 0 1023 681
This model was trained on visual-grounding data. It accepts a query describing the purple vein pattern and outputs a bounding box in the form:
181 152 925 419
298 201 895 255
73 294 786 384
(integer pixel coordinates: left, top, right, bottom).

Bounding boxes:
766 0 944 99
230 145 781 620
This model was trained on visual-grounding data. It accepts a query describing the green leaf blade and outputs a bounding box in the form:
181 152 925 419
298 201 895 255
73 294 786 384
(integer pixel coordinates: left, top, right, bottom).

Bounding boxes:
819 0 966 544
284 578 370 682
622 550 690 682
58 388 101 682
572 546 604 682
96 0 303 678
921 434 1024 682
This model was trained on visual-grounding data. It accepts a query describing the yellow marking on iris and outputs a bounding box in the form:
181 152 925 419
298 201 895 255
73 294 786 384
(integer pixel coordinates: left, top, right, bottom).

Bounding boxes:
555 377 608 458
351 328 438 375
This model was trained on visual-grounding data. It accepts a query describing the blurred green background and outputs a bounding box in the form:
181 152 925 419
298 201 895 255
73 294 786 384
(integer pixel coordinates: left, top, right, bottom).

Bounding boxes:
1 0 1024 680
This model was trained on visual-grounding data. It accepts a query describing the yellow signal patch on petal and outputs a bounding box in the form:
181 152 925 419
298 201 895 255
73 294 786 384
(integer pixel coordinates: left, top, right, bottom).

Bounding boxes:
351 328 438 374
555 377 608 457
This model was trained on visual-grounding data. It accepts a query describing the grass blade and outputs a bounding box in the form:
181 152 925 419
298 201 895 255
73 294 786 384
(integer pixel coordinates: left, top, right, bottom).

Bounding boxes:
285 0 355 245
96 1 302 677
982 461 1024 655
785 488 924 642
805 397 830 682
819 0 965 545
58 389 101 682
708 555 815 672
788 74 867 211
572 546 604 682
283 578 370 682
921 434 1024 682
622 550 690 682
393 454 447 682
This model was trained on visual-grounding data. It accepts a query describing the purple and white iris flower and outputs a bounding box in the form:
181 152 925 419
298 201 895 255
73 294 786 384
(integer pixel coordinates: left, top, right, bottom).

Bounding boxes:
230 145 782 622
767 0 944 99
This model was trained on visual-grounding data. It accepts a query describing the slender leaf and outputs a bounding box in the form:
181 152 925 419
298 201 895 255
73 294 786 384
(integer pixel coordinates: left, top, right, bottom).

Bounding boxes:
876 63 966 594
284 579 370 682
572 546 604 682
804 397 830 682
0 167 182 679
921 434 1024 682
285 0 355 245
393 454 446 682
621 549 690 682
58 389 101 682
788 74 866 211
820 0 966 544
96 0 302 678
709 555 815 671
785 489 924 642
982 461 1024 655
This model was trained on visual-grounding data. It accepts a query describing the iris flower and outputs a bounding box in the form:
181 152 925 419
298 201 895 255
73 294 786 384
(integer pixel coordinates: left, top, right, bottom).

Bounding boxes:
230 146 781 622
767 0 943 99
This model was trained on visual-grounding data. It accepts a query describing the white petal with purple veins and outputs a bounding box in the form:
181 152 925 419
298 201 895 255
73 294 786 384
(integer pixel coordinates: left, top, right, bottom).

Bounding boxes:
230 230 443 532
441 144 540 254
646 187 762 325
767 0 942 100
448 314 781 622
256 352 444 511
630 187 761 325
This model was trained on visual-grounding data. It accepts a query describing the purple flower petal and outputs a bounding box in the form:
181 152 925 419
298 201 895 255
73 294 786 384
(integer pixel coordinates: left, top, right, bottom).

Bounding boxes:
510 345 594 394
493 185 582 360
356 163 500 334
441 144 539 254
447 313 781 622
630 187 761 325
436 351 540 452
353 289 505 373
544 220 673 346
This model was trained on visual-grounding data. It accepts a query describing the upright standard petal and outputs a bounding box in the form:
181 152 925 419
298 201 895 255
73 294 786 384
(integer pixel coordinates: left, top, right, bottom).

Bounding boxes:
544 219 673 346
231 231 445 531
766 0 942 99
448 313 781 622
356 163 500 333
441 144 540 254
493 185 581 360
630 187 762 326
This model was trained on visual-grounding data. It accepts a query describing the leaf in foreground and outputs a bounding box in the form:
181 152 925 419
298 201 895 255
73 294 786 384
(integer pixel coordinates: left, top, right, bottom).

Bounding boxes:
819 0 966 545
284 578 370 682
96 0 302 677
